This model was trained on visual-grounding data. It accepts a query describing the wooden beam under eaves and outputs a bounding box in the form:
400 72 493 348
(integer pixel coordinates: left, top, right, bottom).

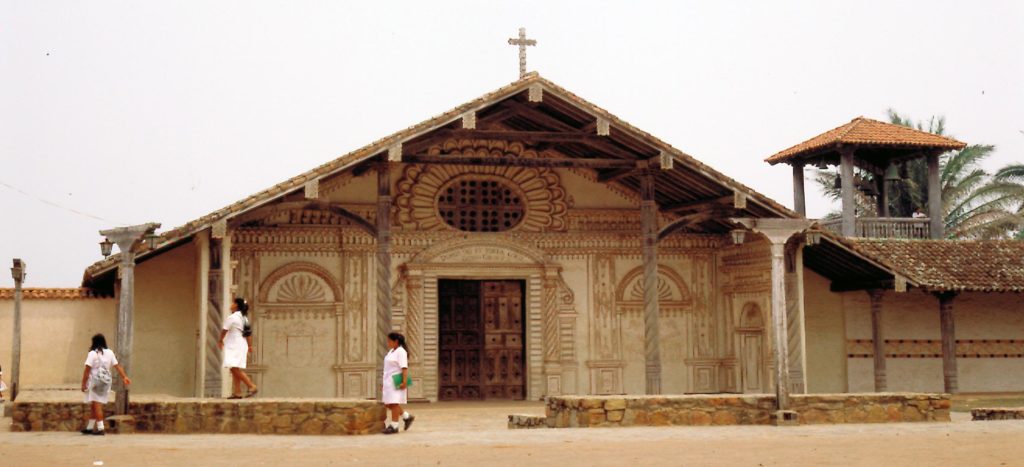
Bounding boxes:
402 154 639 169
662 195 732 213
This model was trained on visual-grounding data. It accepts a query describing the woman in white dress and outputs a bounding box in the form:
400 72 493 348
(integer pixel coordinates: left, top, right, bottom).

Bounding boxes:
80 334 130 435
219 298 257 399
0 363 7 401
382 332 415 434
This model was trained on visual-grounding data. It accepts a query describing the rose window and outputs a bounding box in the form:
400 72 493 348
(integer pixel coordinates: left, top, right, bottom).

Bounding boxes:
437 178 525 232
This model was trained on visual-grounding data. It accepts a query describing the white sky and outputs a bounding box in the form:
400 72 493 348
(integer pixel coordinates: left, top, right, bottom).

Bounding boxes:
2 0 1022 286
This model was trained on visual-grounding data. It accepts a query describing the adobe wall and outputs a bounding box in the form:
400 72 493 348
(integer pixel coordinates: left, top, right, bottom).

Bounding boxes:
843 289 1024 393
133 241 198 396
0 294 115 387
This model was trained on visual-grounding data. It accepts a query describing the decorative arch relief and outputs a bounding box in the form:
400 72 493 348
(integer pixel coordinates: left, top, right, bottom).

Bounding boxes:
615 264 693 315
395 139 569 232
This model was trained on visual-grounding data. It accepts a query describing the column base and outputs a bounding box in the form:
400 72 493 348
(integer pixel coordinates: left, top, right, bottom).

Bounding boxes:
773 410 799 426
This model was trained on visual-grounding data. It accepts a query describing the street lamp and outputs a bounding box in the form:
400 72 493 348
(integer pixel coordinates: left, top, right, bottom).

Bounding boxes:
10 259 26 401
100 238 114 257
730 229 747 245
98 222 160 414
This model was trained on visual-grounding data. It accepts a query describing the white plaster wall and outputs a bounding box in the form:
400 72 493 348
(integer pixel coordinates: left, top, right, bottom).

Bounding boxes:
802 268 847 393
134 241 198 396
844 289 1024 393
0 297 116 387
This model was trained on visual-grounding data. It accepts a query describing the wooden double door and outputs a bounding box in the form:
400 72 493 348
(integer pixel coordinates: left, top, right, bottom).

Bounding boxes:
438 280 525 400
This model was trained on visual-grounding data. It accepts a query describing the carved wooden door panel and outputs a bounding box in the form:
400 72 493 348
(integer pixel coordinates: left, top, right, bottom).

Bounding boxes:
439 281 483 400
481 281 525 400
740 333 764 393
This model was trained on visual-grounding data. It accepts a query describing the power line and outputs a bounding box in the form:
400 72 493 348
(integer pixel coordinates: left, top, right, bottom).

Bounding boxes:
0 179 126 225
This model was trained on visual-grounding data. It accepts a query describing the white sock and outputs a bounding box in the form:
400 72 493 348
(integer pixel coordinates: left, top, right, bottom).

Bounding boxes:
96 421 104 431
402 411 410 420
390 420 400 429
86 419 96 430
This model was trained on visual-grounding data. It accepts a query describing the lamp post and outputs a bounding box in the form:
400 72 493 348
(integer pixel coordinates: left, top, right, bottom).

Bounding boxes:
10 259 25 401
99 222 160 414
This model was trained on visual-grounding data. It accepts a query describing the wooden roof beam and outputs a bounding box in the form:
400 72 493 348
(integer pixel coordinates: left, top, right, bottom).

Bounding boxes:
597 167 638 183
402 154 638 169
662 195 732 214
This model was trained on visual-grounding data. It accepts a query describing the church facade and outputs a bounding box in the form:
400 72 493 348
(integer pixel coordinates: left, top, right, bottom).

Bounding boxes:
11 73 1017 401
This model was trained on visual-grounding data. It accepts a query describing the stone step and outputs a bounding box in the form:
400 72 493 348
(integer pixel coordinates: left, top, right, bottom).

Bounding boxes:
507 414 547 429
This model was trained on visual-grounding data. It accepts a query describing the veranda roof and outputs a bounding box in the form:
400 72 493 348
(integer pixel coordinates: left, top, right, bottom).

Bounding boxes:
765 117 966 166
852 239 1024 293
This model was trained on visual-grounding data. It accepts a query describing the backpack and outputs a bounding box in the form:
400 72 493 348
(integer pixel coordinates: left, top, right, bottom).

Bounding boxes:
90 352 113 395
242 315 252 337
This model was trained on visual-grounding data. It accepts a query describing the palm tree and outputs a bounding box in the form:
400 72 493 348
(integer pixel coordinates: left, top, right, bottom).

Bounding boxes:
813 110 1024 239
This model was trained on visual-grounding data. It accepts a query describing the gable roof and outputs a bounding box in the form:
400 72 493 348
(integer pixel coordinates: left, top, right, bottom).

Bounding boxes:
851 239 1024 293
766 117 966 165
83 72 798 286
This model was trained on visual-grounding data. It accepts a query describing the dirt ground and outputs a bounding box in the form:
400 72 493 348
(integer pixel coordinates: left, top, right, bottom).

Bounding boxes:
3 399 1024 467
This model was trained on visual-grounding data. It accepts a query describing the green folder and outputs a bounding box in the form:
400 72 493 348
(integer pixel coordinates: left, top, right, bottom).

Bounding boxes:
392 374 412 388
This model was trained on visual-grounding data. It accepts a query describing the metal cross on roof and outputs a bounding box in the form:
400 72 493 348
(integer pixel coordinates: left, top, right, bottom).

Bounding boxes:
507 27 536 79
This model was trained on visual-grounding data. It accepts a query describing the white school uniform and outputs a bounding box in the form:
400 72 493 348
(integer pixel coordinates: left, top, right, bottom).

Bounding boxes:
222 311 248 369
381 347 409 404
84 349 119 404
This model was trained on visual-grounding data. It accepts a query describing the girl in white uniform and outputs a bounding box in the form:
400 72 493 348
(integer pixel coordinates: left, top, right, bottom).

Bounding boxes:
382 332 415 434
80 334 130 435
219 298 257 398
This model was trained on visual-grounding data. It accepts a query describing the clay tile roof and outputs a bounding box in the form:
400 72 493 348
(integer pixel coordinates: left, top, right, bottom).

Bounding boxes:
851 239 1024 293
0 288 110 300
765 117 967 165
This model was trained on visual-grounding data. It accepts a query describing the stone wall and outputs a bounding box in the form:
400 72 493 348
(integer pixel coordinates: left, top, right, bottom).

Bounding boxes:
971 408 1024 421
536 393 950 428
10 399 386 435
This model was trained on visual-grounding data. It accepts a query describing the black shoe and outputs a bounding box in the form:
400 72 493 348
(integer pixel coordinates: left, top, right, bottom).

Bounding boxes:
92 430 105 436
382 426 398 435
80 429 93 435
403 415 415 431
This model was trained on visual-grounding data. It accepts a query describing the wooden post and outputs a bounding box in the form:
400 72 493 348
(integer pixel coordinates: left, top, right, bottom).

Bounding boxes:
204 237 224 397
937 292 958 393
867 289 887 392
376 162 393 396
770 242 790 410
876 176 889 218
9 259 25 401
114 250 136 414
640 168 662 395
194 232 210 397
927 153 943 239
792 163 806 217
839 148 856 237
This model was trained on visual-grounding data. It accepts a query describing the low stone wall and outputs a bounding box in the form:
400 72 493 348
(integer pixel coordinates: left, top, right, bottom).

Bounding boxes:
971 408 1024 421
10 398 386 435
534 393 950 428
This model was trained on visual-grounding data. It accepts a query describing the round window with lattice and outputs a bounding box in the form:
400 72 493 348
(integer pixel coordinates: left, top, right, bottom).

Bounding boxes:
436 177 525 232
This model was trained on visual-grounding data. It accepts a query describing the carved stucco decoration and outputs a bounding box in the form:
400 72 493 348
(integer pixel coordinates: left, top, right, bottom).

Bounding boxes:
258 262 342 320
615 264 693 316
395 139 569 232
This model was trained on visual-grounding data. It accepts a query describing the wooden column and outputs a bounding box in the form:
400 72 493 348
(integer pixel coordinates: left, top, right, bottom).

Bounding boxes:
792 163 806 217
218 228 233 398
640 168 662 395
876 176 890 218
937 292 958 393
204 237 224 397
194 232 210 397
375 162 393 395
927 153 943 239
867 289 887 392
839 148 856 237
770 242 790 410
9 259 24 401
